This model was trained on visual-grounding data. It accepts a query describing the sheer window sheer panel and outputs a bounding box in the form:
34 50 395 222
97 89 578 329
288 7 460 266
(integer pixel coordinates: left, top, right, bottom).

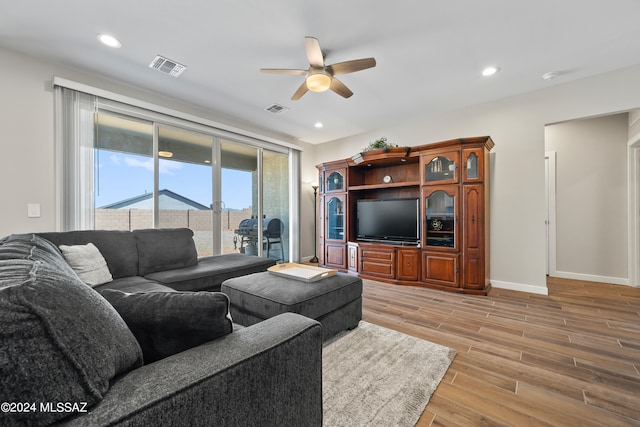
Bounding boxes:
54 87 96 231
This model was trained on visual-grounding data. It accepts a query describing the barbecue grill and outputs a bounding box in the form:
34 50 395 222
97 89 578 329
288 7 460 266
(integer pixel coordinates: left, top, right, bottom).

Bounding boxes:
234 217 283 260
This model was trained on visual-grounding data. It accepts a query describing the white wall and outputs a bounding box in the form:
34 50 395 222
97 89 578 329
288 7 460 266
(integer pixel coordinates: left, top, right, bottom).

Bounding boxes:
545 114 628 284
309 65 640 294
299 141 319 261
1 48 57 236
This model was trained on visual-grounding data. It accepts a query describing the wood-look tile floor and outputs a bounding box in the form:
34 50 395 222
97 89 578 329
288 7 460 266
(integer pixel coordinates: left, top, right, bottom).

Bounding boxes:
361 277 640 426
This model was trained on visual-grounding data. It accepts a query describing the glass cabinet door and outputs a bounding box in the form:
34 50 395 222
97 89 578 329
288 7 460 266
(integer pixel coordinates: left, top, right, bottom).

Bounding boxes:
466 152 478 179
463 148 483 182
424 188 457 249
326 196 345 241
423 151 460 184
326 170 345 192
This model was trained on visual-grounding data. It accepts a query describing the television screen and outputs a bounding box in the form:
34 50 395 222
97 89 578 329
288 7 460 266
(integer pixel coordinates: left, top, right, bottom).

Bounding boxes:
356 198 420 243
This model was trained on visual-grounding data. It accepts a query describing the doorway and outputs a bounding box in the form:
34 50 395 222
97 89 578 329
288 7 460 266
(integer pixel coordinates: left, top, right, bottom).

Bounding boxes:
545 113 636 286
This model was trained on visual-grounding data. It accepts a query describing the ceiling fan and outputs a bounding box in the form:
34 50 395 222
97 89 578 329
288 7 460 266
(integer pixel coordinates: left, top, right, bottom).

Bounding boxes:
260 36 376 100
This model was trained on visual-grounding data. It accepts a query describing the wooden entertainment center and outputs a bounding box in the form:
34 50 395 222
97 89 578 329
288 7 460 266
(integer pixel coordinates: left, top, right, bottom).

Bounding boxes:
316 136 494 295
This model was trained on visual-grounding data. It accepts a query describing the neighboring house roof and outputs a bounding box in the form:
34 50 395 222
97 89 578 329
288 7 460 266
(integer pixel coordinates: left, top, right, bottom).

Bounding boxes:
100 189 209 210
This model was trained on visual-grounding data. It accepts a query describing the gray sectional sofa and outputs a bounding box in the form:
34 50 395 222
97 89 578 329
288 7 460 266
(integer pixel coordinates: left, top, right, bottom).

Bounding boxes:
0 229 323 426
38 228 277 293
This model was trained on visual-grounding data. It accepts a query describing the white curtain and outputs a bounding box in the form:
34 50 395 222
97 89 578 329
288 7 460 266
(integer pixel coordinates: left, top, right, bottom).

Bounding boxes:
54 86 96 231
289 148 301 262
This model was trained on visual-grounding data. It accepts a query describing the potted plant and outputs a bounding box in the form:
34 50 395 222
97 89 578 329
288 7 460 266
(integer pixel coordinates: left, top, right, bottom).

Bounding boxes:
363 137 397 152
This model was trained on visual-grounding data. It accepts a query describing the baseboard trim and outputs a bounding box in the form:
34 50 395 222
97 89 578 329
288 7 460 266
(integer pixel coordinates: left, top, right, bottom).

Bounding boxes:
552 271 630 286
491 280 549 295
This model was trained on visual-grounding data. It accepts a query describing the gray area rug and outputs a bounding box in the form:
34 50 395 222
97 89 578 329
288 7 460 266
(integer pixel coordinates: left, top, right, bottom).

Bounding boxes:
322 321 456 427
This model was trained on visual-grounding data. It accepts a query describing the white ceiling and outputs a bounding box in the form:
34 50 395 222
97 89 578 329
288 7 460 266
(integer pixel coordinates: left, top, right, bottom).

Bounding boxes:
2 1 640 144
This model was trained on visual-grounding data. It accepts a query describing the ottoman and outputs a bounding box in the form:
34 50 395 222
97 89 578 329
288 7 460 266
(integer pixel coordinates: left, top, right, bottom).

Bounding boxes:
221 271 362 340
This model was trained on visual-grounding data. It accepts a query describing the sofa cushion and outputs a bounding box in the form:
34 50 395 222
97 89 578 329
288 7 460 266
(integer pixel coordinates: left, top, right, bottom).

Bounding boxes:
38 230 139 279
59 242 113 287
101 290 233 363
134 228 198 276
145 253 276 292
0 235 143 426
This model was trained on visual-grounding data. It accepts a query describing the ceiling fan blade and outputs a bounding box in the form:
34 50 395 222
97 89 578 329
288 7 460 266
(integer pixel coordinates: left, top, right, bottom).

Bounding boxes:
291 81 309 100
305 37 324 68
328 58 376 75
260 68 308 75
330 77 353 98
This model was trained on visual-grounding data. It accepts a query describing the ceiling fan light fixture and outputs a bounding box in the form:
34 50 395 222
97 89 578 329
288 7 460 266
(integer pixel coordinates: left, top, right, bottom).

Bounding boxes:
261 37 375 99
306 72 331 92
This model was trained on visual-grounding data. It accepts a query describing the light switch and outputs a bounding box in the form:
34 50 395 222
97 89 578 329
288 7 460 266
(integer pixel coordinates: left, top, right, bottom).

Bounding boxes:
28 203 41 218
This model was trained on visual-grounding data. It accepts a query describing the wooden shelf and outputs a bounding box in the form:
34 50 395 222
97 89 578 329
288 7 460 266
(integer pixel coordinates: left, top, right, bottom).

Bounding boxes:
348 181 420 191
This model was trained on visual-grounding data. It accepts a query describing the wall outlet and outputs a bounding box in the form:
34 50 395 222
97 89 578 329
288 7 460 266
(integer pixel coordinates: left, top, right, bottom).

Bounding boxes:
27 203 41 218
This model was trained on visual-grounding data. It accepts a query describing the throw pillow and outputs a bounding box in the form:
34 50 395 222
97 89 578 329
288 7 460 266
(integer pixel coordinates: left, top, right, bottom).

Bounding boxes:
0 255 143 425
100 289 233 363
59 242 113 287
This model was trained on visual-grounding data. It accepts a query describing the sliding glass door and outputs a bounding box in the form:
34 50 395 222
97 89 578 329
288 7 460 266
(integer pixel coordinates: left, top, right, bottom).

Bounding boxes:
93 109 289 261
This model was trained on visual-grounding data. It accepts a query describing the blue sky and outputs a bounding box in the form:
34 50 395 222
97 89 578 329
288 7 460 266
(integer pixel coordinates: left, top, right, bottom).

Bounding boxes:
95 151 252 210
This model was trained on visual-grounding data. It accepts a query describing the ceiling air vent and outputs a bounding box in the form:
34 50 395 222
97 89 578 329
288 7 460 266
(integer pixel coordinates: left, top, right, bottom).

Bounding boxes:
265 103 289 115
149 55 187 77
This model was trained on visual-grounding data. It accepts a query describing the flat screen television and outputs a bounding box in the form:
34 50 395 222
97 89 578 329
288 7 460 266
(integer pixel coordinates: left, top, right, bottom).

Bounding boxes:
356 198 420 244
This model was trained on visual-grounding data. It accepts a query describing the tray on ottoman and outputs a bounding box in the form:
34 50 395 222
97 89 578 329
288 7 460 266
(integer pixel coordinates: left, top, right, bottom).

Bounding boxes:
221 271 362 340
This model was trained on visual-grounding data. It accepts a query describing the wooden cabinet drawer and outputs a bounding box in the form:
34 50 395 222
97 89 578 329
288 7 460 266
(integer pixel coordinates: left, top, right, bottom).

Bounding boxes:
360 247 393 261
360 246 395 279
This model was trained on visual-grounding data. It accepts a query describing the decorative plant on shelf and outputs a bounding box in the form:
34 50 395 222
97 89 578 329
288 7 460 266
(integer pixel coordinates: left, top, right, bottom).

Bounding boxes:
363 137 397 152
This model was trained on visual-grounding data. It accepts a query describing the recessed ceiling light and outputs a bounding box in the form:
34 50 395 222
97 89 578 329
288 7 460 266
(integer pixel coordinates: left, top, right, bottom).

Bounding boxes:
482 66 500 77
97 33 121 48
314 122 324 128
158 151 173 158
